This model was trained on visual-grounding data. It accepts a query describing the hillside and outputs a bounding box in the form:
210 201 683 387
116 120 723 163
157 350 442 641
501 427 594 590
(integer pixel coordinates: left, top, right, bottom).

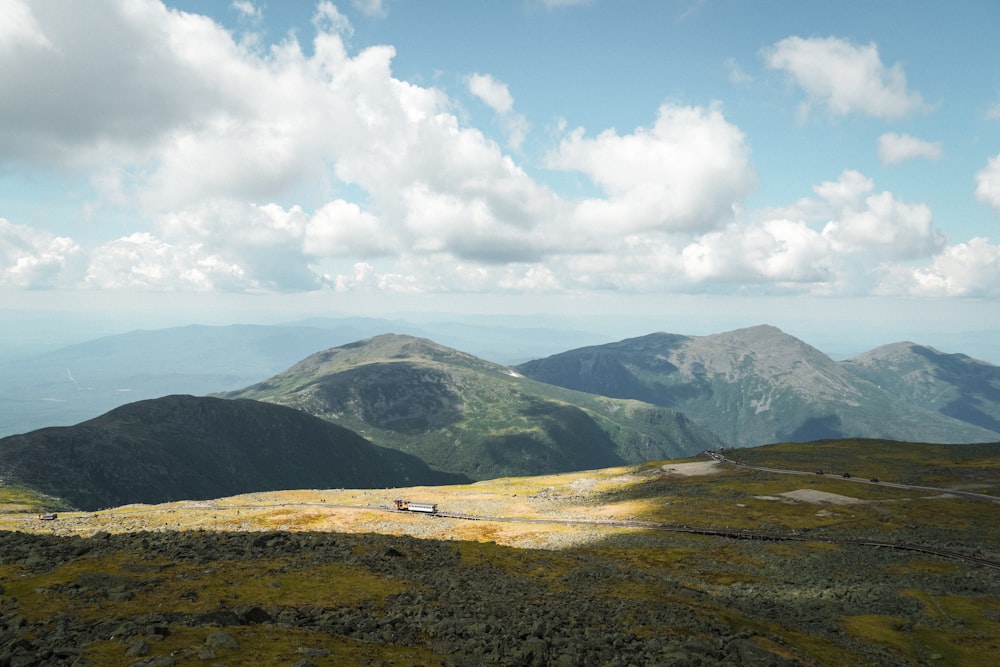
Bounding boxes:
0 395 465 511
515 325 998 447
221 334 723 480
1 440 997 666
842 342 1000 435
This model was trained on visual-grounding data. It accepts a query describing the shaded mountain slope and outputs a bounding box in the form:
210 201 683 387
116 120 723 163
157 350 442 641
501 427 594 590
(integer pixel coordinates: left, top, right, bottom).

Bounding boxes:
0 395 465 511
221 334 723 480
842 342 1000 435
515 325 997 447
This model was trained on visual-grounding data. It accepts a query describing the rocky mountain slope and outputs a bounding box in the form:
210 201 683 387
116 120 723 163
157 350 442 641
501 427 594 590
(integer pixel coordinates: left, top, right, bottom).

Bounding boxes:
842 342 1000 435
515 325 998 447
221 334 723 480
0 395 465 511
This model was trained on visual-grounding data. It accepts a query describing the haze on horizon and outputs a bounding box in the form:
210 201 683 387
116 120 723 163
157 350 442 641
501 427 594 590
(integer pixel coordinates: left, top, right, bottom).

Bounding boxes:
1 1 998 361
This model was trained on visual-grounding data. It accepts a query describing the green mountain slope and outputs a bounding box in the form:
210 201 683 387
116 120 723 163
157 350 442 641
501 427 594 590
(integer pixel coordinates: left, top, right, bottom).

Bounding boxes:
842 342 1000 435
221 334 723 480
515 325 998 448
0 395 466 511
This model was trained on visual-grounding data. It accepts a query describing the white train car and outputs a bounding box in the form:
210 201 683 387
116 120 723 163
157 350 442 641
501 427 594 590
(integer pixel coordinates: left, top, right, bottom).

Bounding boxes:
393 499 438 513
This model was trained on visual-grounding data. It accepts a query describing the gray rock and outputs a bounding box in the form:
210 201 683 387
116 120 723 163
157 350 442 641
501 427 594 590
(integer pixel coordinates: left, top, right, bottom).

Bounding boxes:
205 629 240 649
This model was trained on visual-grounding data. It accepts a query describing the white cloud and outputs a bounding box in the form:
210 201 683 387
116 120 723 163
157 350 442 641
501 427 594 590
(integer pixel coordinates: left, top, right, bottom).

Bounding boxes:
877 132 942 165
304 200 392 257
230 1 260 19
764 36 926 120
352 0 388 18
467 73 529 150
0 219 84 288
468 73 513 114
547 103 754 234
0 2 980 303
882 238 1000 297
85 233 251 291
0 0 55 53
312 1 353 37
975 154 1000 211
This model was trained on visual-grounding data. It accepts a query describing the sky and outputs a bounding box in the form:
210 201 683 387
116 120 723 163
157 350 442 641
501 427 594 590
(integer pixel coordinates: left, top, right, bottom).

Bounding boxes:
2 0 1000 358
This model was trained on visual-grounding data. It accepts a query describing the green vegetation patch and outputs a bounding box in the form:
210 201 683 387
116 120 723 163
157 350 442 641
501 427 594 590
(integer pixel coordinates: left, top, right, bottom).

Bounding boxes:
733 440 1000 491
83 625 444 667
0 485 74 513
0 551 408 623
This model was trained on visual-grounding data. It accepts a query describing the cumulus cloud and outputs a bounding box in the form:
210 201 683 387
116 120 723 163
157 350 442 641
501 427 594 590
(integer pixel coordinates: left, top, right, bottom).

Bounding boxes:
0 219 84 288
467 73 529 150
84 233 249 291
548 103 754 234
877 132 942 165
764 36 926 119
975 154 1000 211
0 1 986 301
881 238 1000 297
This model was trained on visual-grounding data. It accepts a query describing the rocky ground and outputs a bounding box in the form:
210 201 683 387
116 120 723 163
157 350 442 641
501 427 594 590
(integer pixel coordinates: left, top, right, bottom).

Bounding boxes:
1 525 997 667
0 528 818 667
2 456 998 666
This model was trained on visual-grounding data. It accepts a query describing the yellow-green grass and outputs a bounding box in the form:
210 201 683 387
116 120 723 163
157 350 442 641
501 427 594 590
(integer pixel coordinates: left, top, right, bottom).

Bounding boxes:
0 485 72 513
0 551 410 624
1 450 996 554
734 440 1000 493
83 625 443 667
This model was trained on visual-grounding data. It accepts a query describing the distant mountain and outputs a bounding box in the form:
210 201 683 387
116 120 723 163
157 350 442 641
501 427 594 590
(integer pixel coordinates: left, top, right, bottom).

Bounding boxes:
0 395 466 511
842 342 1000 435
0 319 613 438
221 334 723 480
515 325 998 448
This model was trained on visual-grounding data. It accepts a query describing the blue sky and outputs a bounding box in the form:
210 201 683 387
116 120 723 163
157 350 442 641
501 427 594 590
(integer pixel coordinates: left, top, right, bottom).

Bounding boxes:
2 0 1000 357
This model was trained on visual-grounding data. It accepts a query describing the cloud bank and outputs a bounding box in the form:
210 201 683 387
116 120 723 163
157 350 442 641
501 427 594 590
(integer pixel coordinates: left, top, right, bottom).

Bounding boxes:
0 1 996 302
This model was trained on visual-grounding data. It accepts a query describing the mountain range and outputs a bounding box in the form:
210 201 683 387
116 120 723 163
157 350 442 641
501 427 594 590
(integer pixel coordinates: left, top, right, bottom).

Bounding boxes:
0 318 611 438
218 333 721 481
2 324 998 510
515 325 999 447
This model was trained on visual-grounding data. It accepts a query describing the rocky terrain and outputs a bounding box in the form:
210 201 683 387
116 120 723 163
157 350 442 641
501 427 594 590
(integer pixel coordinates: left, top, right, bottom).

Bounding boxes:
2 441 998 666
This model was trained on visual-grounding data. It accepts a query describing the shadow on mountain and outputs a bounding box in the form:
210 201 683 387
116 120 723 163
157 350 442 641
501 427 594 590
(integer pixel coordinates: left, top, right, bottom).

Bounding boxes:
783 414 844 442
314 363 466 433
482 398 627 475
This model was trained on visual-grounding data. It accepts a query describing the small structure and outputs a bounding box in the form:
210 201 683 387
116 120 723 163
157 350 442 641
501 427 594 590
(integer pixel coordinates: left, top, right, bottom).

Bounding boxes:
37 513 57 521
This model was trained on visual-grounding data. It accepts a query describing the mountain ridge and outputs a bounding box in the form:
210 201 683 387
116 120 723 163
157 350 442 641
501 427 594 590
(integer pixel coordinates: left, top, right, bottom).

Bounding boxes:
515 325 999 447
221 333 723 480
